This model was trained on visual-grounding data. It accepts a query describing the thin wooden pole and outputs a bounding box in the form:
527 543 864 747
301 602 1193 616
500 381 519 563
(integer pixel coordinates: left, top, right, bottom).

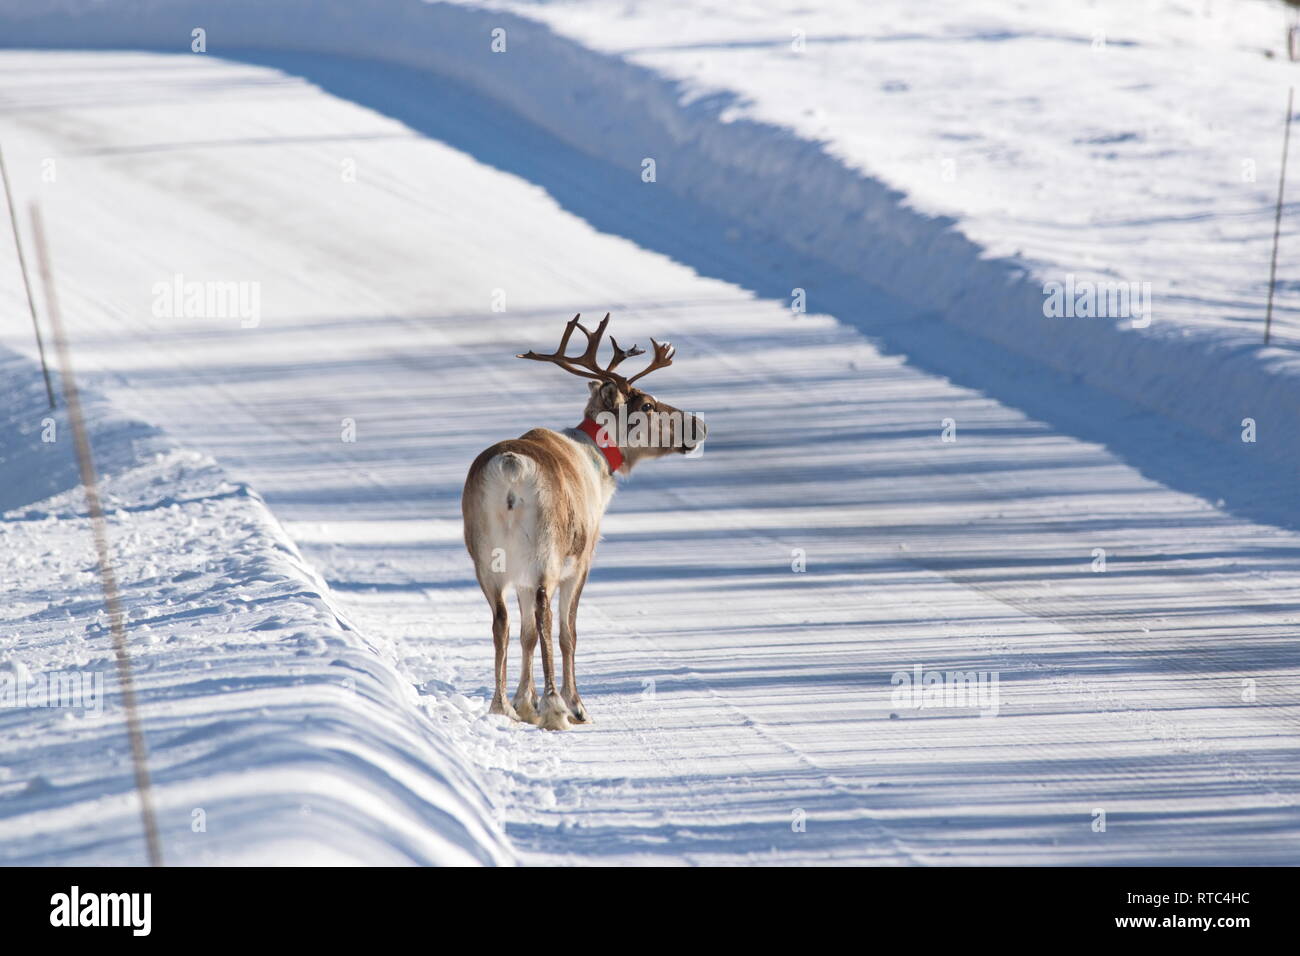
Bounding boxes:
1264 87 1294 347
30 204 163 867
0 145 55 406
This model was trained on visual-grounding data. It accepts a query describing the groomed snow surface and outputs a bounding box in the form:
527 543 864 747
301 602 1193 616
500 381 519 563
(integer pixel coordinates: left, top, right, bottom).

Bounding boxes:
0 1 1298 865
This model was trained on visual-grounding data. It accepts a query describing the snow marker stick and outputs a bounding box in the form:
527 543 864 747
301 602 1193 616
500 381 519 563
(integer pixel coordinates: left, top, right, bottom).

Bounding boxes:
1264 87 1293 348
0 145 55 408
29 204 163 867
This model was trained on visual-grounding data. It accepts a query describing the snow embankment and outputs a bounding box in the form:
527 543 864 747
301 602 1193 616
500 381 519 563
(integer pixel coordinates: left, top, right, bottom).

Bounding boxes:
3 0 1299 478
0 346 510 865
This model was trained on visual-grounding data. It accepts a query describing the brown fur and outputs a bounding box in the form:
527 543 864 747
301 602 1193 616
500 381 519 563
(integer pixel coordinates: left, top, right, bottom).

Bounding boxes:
463 429 592 560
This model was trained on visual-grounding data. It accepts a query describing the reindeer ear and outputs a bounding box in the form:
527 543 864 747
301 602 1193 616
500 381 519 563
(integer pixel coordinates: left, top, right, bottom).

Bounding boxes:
591 380 621 404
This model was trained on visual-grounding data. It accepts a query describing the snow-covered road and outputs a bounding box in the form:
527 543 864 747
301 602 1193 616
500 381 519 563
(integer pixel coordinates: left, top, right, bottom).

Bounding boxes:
2 48 1298 864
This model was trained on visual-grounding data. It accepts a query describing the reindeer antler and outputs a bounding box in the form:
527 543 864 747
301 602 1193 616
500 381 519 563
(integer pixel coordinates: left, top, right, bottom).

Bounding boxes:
625 338 674 386
518 314 672 392
517 313 614 382
605 336 646 373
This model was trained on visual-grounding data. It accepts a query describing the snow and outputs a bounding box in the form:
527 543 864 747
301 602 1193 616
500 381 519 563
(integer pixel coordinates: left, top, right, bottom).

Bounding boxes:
491 0 1299 347
6 2 1300 461
0 2 1297 865
465 0 1300 463
0 347 511 865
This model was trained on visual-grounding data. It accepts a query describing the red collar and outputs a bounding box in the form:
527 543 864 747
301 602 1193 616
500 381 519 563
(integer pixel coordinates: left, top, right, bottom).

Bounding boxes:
577 417 623 474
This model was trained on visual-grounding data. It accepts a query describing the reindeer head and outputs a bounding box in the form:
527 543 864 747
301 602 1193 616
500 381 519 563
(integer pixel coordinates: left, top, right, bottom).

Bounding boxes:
518 314 707 469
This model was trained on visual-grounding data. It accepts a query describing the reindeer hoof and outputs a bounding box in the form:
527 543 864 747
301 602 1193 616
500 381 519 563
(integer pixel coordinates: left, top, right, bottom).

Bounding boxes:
567 699 591 723
489 697 520 721
539 693 572 731
513 692 541 725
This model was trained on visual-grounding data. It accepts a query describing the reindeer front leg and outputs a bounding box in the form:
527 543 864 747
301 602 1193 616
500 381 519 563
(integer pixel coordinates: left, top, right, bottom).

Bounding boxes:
535 583 572 731
558 569 590 723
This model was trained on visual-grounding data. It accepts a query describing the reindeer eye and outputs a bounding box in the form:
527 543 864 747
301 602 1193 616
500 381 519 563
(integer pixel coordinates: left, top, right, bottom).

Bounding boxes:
640 402 654 413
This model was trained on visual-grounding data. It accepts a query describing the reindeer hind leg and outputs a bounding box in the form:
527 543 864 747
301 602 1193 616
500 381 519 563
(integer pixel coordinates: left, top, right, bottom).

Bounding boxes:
513 586 541 724
482 580 519 721
535 582 571 731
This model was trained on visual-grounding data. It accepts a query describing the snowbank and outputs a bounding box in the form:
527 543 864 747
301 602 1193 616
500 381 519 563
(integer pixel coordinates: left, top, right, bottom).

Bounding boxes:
2 0 1298 478
0 346 511 864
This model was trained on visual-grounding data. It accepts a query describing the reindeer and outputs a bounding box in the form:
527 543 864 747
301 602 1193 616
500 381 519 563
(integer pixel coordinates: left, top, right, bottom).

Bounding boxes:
462 314 707 730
